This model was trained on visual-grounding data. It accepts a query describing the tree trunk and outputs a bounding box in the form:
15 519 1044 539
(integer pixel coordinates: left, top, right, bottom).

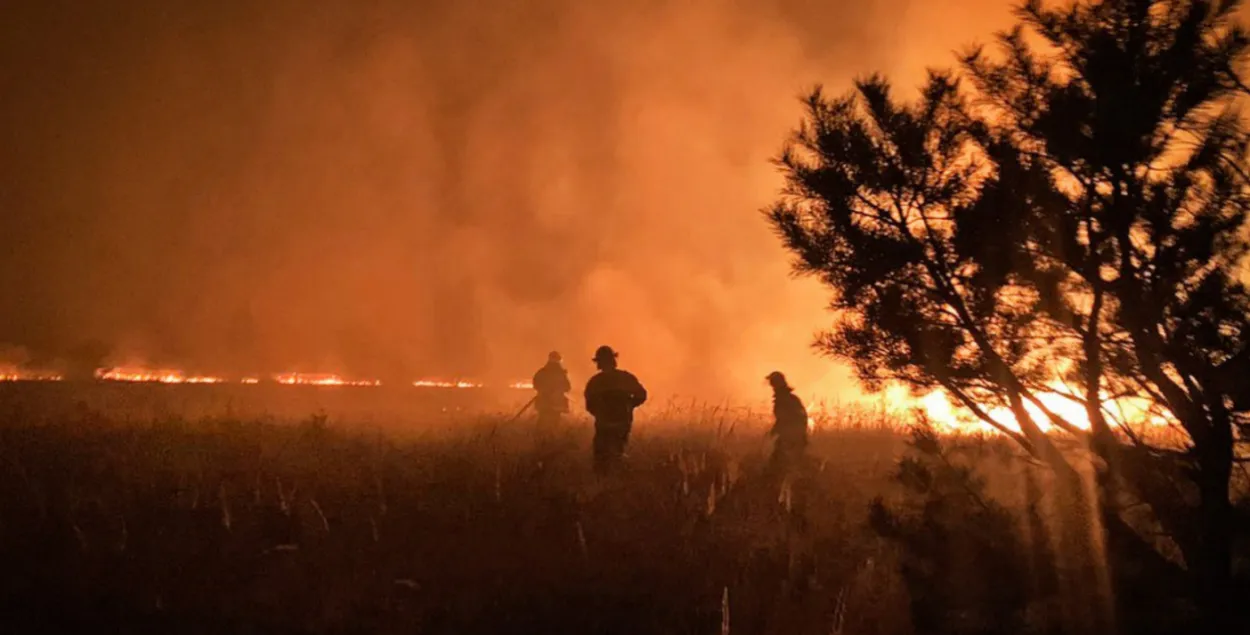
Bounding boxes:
1194 431 1235 633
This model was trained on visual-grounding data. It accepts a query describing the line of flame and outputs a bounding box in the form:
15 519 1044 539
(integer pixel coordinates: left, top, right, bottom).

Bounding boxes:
274 373 382 387
1 368 534 391
0 370 65 382
4 367 1171 433
95 368 226 384
412 379 483 389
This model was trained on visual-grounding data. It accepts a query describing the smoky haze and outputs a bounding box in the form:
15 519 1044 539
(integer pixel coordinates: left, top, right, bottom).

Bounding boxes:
0 0 1012 400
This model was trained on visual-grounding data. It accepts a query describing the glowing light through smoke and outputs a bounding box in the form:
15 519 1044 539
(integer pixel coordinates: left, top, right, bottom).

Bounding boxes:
887 383 1172 435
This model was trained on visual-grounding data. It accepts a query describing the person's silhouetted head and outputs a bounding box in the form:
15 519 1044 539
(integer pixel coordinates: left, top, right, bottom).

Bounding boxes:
593 345 618 371
766 371 790 392
548 351 562 364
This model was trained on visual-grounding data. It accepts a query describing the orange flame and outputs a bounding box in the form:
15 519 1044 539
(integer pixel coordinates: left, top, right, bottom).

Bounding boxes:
1 360 539 390
888 383 1172 435
6 363 1169 435
412 379 483 389
96 368 225 384
0 366 64 382
273 373 382 387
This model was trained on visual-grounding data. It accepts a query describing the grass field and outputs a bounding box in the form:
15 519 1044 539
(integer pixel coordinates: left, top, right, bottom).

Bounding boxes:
0 387 1242 634
0 392 921 635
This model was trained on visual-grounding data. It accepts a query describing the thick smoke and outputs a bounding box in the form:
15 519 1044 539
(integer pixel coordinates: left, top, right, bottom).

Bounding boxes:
1 0 1013 400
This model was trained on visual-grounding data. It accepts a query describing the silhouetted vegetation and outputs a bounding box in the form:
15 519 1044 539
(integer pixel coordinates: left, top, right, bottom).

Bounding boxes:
872 423 1208 635
871 426 1048 635
0 405 917 635
769 0 1250 630
2 401 1236 634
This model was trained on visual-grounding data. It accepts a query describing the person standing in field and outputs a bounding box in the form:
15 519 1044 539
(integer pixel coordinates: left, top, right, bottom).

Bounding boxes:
532 351 571 427
584 345 647 474
766 371 808 474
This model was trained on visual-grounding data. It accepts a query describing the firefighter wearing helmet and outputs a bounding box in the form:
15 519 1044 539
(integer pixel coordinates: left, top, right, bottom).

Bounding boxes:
531 351 571 427
765 371 808 474
583 345 647 474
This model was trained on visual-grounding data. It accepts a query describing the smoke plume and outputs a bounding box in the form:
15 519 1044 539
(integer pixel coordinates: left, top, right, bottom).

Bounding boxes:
1 0 1014 400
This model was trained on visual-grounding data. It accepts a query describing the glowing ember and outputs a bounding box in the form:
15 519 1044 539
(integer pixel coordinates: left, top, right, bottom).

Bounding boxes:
509 381 534 390
96 368 225 384
241 377 260 384
274 373 381 387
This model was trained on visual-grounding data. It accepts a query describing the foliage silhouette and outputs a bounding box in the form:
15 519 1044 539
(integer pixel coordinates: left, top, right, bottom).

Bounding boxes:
768 0 1250 629
870 425 1052 635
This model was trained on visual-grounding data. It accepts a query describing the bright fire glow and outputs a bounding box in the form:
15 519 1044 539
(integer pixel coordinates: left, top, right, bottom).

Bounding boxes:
5 362 1175 437
96 368 225 384
1 362 538 390
0 366 64 382
274 373 382 387
80 368 529 389
412 379 483 389
889 383 1173 435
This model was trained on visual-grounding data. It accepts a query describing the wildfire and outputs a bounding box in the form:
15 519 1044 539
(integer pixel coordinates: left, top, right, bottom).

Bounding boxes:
889 383 1172 435
3 366 531 388
4 361 1171 436
0 366 64 382
274 373 382 387
80 370 525 389
412 379 483 389
95 368 226 384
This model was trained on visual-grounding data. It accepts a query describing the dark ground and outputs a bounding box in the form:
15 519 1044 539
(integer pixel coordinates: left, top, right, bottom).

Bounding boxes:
3 384 1241 634
0 401 910 635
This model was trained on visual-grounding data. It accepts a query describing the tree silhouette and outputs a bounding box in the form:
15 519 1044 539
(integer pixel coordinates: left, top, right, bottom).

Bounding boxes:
768 0 1248 628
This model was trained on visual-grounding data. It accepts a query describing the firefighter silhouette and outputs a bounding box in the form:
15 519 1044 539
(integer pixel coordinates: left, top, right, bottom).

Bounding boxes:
583 345 647 474
532 351 571 427
766 371 808 474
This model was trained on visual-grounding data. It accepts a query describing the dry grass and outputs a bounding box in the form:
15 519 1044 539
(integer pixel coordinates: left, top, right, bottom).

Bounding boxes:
0 399 919 635
1 387 1229 634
